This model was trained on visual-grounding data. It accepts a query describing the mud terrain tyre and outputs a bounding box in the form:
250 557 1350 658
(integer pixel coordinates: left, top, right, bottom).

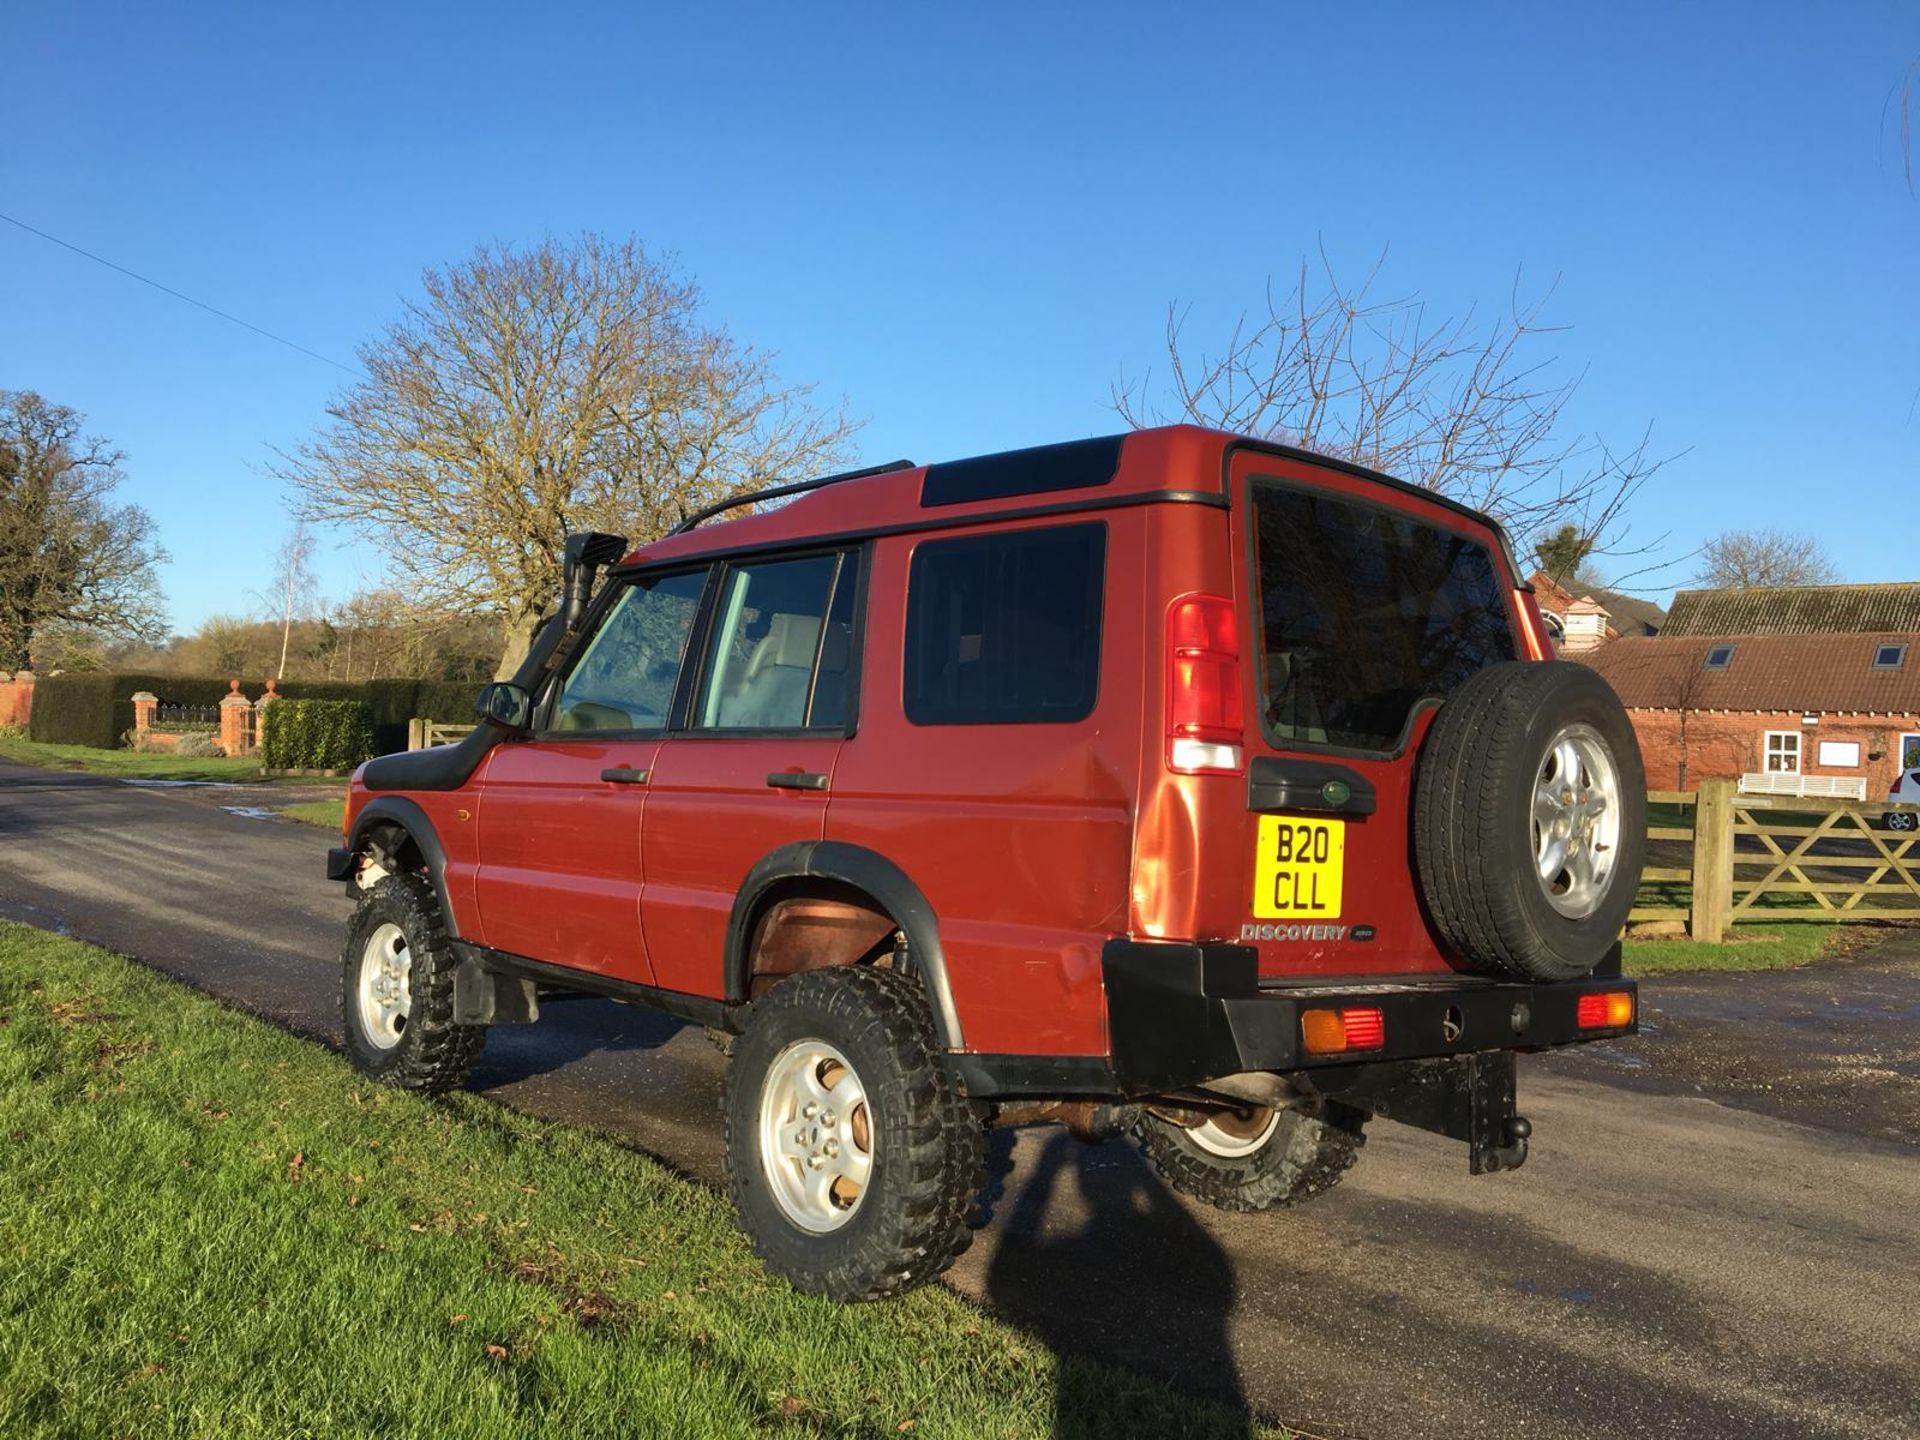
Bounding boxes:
1415 660 1646 982
723 966 985 1302
339 874 488 1091
1135 1105 1364 1212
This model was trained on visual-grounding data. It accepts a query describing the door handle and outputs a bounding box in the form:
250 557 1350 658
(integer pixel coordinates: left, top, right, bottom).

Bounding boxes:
765 771 829 791
600 767 650 784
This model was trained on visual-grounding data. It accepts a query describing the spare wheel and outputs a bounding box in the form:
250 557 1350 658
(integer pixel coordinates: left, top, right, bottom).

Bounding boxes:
1414 660 1647 981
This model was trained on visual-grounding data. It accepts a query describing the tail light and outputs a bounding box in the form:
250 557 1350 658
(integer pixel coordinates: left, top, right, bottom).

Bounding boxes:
1576 991 1635 1030
1301 1006 1386 1055
1166 594 1244 774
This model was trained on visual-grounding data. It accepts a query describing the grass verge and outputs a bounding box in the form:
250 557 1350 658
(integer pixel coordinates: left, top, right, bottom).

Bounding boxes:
0 731 260 783
0 922 1277 1440
1622 922 1880 976
278 798 346 830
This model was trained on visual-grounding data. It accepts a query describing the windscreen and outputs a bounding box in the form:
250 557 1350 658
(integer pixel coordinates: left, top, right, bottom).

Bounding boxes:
1251 480 1517 753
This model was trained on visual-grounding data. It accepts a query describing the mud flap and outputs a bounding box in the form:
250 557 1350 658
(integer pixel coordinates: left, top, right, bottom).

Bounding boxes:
451 957 541 1026
1304 1052 1531 1174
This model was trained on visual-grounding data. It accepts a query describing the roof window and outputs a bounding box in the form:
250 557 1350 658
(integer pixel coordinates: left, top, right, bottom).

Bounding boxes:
1703 644 1735 671
1873 643 1907 670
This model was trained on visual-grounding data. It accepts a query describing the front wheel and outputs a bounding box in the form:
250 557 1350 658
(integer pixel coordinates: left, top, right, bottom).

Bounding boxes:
722 966 984 1302
339 875 487 1091
1135 1104 1364 1213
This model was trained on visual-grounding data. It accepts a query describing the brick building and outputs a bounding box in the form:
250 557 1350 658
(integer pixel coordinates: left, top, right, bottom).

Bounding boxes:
1528 572 1666 653
1580 621 1920 798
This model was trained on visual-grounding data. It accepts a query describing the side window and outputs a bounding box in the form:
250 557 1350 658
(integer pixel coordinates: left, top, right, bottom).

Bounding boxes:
694 551 860 731
549 569 707 732
903 523 1105 725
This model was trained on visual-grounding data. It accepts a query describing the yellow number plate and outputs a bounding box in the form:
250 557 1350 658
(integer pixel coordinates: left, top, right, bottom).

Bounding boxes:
1253 816 1345 920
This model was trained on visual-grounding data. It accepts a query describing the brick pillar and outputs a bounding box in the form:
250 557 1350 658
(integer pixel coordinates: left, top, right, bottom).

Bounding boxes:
0 671 32 729
219 680 253 757
131 691 159 739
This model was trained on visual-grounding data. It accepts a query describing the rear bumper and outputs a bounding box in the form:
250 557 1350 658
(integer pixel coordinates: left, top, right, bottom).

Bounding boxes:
1101 938 1635 1094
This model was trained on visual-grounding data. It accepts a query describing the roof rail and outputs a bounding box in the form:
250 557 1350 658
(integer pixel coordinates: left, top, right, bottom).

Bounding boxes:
666 459 917 537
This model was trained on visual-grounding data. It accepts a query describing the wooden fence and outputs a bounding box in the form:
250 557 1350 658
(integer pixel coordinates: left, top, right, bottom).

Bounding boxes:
406 719 476 750
1631 778 1920 942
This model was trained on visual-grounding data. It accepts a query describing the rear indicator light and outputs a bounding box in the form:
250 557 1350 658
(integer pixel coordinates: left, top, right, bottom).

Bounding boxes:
1300 1006 1386 1055
1167 593 1244 775
1576 991 1635 1029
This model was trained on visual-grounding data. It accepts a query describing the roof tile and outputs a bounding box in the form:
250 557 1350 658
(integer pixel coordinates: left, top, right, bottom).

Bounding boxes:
1578 633 1920 713
1662 584 1920 636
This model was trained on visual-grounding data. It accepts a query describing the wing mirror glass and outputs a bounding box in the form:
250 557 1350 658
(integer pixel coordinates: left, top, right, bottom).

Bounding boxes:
475 681 534 731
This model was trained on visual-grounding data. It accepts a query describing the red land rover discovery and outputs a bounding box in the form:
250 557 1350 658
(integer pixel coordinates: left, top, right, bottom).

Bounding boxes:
327 426 1646 1300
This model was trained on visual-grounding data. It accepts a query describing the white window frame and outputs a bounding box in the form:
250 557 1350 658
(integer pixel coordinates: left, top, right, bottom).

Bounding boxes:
1763 730 1802 774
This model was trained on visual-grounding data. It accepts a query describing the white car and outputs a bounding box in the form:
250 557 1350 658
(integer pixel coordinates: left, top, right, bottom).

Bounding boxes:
1885 768 1920 831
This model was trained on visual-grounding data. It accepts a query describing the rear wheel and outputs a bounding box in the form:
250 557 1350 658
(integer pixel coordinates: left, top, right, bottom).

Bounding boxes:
1884 811 1918 833
1415 660 1647 981
1134 1104 1364 1212
722 966 985 1301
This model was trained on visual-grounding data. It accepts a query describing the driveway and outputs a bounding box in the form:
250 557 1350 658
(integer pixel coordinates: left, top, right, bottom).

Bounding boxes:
2 757 1916 1439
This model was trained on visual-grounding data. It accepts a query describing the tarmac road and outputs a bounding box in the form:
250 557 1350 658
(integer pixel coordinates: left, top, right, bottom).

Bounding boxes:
3 757 1917 1440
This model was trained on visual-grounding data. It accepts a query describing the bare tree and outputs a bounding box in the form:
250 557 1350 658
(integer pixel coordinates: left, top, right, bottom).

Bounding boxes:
0 391 167 671
277 234 861 677
266 521 317 680
1113 253 1673 559
1695 528 1839 589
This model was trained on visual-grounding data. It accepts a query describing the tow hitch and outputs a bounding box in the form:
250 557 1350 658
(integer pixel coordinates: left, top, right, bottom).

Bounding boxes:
1303 1051 1532 1174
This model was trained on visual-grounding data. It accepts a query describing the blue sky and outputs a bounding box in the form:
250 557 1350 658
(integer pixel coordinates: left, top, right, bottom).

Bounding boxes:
3 2 1915 634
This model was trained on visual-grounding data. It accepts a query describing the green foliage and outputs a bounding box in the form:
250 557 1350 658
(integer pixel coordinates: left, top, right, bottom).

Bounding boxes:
258 699 377 772
26 672 479 752
25 672 123 748
1532 524 1594 585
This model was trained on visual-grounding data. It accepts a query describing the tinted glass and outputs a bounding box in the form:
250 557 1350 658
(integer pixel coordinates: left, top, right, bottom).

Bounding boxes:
696 552 844 730
1251 482 1515 752
903 524 1105 725
551 569 707 732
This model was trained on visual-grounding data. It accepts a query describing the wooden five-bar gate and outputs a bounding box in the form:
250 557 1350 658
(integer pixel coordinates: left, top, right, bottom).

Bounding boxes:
1630 778 1920 942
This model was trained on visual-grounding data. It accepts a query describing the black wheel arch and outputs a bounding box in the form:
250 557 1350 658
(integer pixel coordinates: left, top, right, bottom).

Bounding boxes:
346 796 463 940
725 841 962 1051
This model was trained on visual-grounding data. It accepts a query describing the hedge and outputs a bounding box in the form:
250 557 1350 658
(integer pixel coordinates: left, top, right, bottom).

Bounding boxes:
28 674 482 752
258 699 377 771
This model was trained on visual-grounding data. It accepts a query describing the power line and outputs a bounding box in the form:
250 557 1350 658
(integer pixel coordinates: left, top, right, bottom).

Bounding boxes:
0 210 362 376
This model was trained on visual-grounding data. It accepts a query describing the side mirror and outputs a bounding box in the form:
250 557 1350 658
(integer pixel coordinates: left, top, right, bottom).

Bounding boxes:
475 681 534 731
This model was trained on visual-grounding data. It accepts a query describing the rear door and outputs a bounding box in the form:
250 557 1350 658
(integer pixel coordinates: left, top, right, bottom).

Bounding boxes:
472 567 709 983
640 547 863 998
1230 454 1526 979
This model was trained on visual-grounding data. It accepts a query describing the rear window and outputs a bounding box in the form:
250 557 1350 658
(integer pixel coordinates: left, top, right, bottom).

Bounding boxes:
1250 480 1516 753
903 523 1105 724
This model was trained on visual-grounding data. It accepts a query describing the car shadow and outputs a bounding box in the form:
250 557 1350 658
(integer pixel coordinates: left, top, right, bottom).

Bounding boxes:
466 993 687 1085
982 1129 1257 1440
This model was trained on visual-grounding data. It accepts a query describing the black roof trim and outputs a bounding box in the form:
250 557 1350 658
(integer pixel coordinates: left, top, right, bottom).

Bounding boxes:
919 434 1124 509
666 459 917 537
614 487 1226 574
